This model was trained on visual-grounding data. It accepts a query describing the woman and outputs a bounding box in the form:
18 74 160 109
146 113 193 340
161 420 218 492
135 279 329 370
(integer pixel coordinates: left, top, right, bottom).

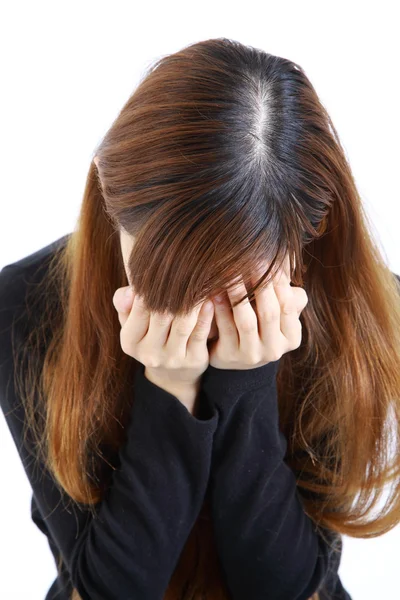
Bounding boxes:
1 37 400 600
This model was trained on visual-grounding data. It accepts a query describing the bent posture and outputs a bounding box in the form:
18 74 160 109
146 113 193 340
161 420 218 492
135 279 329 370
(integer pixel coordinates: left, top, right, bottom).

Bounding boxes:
2 38 400 600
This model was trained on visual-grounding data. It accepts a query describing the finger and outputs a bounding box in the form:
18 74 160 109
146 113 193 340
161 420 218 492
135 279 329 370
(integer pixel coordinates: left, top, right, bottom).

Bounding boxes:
212 291 239 348
291 286 309 316
272 254 291 287
117 307 130 328
273 276 300 346
113 287 135 328
249 254 290 297
226 279 258 347
166 301 204 357
123 293 153 344
250 270 282 346
187 300 214 356
145 307 175 349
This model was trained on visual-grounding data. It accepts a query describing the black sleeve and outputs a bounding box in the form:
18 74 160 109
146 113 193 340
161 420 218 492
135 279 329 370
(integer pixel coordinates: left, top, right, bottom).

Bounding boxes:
200 359 344 600
0 263 219 600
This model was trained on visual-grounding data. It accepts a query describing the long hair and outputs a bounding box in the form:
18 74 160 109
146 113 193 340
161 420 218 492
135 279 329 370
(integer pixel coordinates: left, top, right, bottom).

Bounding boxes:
12 38 400 600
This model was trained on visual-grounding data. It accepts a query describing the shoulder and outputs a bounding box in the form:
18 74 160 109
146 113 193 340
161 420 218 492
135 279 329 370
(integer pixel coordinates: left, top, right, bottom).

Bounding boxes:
0 233 71 388
0 232 70 297
0 233 70 324
1 233 71 280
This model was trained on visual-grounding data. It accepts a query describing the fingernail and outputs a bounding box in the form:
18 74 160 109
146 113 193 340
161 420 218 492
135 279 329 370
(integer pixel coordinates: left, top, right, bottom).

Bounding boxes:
214 295 223 304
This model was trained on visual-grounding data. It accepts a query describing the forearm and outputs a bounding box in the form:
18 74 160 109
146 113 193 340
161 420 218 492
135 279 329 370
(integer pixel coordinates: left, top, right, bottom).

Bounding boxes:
200 361 337 600
5 362 219 599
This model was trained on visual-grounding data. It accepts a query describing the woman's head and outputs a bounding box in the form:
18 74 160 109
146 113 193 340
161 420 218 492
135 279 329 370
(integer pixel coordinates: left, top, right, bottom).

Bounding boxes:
15 37 400 600
91 37 337 349
92 38 337 324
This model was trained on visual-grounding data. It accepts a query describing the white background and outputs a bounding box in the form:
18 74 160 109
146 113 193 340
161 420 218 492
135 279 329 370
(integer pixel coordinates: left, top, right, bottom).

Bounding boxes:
1 1 399 598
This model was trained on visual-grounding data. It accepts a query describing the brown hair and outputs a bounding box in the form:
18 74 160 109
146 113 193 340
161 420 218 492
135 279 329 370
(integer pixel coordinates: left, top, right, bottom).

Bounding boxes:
13 38 400 600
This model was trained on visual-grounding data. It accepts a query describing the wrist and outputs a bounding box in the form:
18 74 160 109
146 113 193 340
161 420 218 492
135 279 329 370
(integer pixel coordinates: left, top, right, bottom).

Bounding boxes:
144 368 199 413
202 359 280 396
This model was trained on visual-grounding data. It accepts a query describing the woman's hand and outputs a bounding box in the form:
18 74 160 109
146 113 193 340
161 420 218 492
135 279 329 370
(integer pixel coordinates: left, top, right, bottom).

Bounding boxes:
208 255 308 370
112 286 215 406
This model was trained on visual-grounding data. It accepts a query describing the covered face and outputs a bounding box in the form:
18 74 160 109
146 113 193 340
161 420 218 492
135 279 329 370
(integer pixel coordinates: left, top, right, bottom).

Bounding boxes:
119 227 219 341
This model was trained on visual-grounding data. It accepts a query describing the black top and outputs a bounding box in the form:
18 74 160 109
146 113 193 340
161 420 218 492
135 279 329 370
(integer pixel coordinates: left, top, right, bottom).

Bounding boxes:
3 235 388 600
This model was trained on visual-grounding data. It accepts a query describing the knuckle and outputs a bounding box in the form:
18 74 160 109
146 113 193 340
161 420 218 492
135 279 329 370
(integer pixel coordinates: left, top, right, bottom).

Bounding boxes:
282 301 296 316
266 350 281 362
294 287 308 308
186 357 200 371
224 322 238 336
196 315 211 329
259 307 280 323
243 352 261 365
238 316 258 334
145 354 161 368
292 338 302 350
175 324 193 337
191 328 207 341
225 351 238 365
298 288 308 305
120 331 134 357
155 314 173 328
164 355 180 369
113 292 124 313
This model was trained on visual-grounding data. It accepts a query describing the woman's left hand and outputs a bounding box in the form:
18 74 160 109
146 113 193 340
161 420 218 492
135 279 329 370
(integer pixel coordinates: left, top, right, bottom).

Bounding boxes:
208 254 308 370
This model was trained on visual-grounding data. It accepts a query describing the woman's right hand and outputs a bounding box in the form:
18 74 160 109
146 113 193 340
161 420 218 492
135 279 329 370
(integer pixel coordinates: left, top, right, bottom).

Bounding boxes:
112 286 215 395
